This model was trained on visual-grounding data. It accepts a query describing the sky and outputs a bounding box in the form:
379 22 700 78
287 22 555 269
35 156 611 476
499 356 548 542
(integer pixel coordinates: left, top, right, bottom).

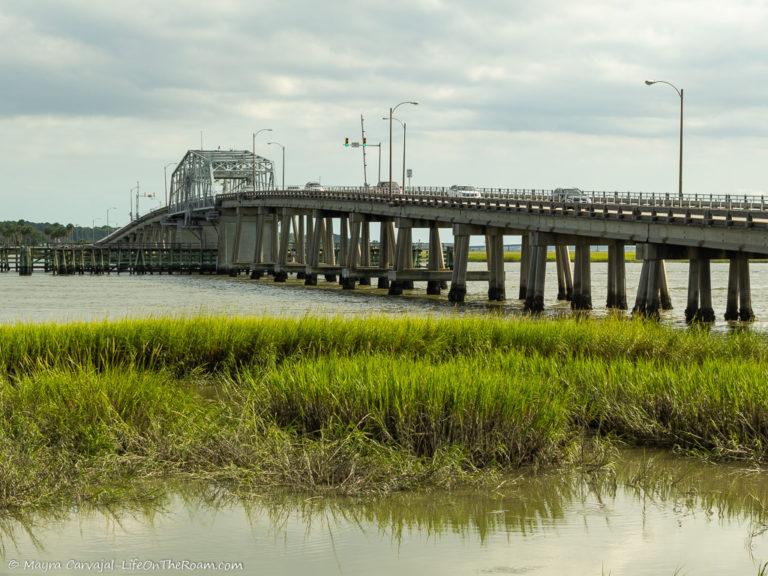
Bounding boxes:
2 0 768 227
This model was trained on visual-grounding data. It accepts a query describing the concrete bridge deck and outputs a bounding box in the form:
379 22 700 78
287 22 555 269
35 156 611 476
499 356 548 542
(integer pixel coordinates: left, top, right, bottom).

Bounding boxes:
91 180 768 323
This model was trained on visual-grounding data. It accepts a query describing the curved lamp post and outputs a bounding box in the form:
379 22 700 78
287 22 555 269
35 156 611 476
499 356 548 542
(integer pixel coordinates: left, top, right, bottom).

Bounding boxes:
389 101 418 198
268 141 285 190
645 79 684 202
163 162 175 206
383 116 407 193
253 129 273 190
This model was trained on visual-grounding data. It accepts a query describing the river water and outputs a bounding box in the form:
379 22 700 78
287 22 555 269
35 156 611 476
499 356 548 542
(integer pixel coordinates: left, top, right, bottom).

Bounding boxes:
2 451 767 576
2 267 768 575
0 261 766 331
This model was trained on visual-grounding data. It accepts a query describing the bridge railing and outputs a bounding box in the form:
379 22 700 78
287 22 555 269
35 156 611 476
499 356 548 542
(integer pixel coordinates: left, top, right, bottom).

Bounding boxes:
218 186 767 211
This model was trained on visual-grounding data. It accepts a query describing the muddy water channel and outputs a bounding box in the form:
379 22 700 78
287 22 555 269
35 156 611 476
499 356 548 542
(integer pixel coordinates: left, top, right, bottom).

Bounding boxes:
2 451 768 576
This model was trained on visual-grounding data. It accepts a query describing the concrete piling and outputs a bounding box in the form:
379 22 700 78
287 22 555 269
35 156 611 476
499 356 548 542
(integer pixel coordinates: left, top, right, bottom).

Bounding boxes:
571 242 592 310
486 229 505 301
518 234 530 300
448 233 469 303
426 224 444 295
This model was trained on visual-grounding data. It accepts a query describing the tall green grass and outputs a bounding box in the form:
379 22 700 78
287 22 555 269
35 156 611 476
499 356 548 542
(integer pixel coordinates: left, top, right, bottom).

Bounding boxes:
1 316 765 374
1 316 768 508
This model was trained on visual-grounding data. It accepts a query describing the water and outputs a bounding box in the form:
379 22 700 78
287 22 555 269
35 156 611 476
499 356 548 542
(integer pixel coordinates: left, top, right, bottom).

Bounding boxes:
2 451 767 575
2 267 767 575
1 261 766 331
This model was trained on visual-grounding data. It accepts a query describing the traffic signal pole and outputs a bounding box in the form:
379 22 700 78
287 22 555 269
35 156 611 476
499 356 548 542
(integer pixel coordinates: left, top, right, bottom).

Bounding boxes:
360 115 369 188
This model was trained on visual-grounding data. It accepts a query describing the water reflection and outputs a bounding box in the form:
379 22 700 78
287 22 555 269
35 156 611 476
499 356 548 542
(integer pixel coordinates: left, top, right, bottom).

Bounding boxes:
1 262 766 333
2 451 768 575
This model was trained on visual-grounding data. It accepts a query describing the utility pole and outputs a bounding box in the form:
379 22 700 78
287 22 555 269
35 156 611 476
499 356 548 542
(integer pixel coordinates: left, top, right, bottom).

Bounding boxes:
360 114 368 187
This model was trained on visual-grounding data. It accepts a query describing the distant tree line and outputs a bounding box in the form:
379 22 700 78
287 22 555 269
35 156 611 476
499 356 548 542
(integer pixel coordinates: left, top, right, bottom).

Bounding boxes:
0 220 115 246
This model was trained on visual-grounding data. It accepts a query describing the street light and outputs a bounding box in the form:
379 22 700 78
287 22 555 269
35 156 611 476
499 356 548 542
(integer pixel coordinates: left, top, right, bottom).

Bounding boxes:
268 142 285 190
389 101 418 198
253 129 273 190
92 217 102 244
163 162 175 206
383 116 407 193
106 206 117 229
645 79 684 201
129 182 139 221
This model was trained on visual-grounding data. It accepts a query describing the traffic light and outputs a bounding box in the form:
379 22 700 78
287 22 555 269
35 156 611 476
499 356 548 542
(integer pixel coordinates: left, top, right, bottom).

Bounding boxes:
344 137 349 147
362 137 367 146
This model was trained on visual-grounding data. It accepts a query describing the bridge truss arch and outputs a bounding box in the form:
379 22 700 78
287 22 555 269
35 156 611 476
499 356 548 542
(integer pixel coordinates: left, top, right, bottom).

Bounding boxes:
168 150 274 222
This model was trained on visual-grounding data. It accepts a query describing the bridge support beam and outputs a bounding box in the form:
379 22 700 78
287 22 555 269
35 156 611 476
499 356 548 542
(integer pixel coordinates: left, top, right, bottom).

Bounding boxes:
359 221 371 285
606 242 627 310
555 245 573 301
634 244 672 319
388 222 411 295
524 233 547 312
486 228 505 301
571 242 592 310
274 208 292 282
323 217 337 283
519 234 530 300
448 233 470 303
683 251 715 323
377 221 394 289
724 254 755 321
426 224 446 295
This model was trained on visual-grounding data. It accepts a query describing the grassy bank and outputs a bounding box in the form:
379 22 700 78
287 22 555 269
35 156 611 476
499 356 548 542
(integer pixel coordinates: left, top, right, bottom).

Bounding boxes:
467 250 638 263
1 316 768 509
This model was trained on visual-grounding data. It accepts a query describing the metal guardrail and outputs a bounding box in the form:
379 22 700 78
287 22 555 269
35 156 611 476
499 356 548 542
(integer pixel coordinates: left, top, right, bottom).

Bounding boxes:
216 186 768 211
107 186 768 241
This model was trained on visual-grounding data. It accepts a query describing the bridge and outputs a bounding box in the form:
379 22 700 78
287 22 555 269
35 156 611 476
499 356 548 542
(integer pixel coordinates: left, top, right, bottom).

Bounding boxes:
90 148 768 322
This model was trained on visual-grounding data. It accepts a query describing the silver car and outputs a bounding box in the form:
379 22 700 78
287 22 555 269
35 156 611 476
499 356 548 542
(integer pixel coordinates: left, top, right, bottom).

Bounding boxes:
449 185 481 199
553 187 591 204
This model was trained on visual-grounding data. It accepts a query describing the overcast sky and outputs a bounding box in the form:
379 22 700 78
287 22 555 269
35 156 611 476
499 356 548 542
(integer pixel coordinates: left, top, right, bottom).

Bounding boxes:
2 0 768 226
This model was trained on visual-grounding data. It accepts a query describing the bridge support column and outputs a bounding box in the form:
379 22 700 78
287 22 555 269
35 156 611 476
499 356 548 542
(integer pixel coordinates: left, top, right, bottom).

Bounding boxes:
555 245 573 301
698 257 715 322
295 214 306 279
250 212 265 279
571 242 592 311
448 233 469 303
725 256 739 320
486 228 505 301
358 221 371 285
377 221 392 289
323 217 337 283
724 254 755 321
685 255 701 322
658 260 672 310
519 234 530 300
341 216 361 290
388 223 411 295
402 228 415 290
339 216 349 268
274 209 292 282
303 211 324 285
683 250 715 323
426 224 445 295
606 242 627 310
738 255 755 321
524 233 546 312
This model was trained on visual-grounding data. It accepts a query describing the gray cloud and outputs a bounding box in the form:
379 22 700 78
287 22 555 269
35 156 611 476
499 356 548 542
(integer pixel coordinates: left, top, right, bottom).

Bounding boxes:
2 0 768 223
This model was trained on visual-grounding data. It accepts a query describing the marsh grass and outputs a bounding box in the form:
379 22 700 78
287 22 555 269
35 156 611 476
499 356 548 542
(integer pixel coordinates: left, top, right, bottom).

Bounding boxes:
1 316 767 509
